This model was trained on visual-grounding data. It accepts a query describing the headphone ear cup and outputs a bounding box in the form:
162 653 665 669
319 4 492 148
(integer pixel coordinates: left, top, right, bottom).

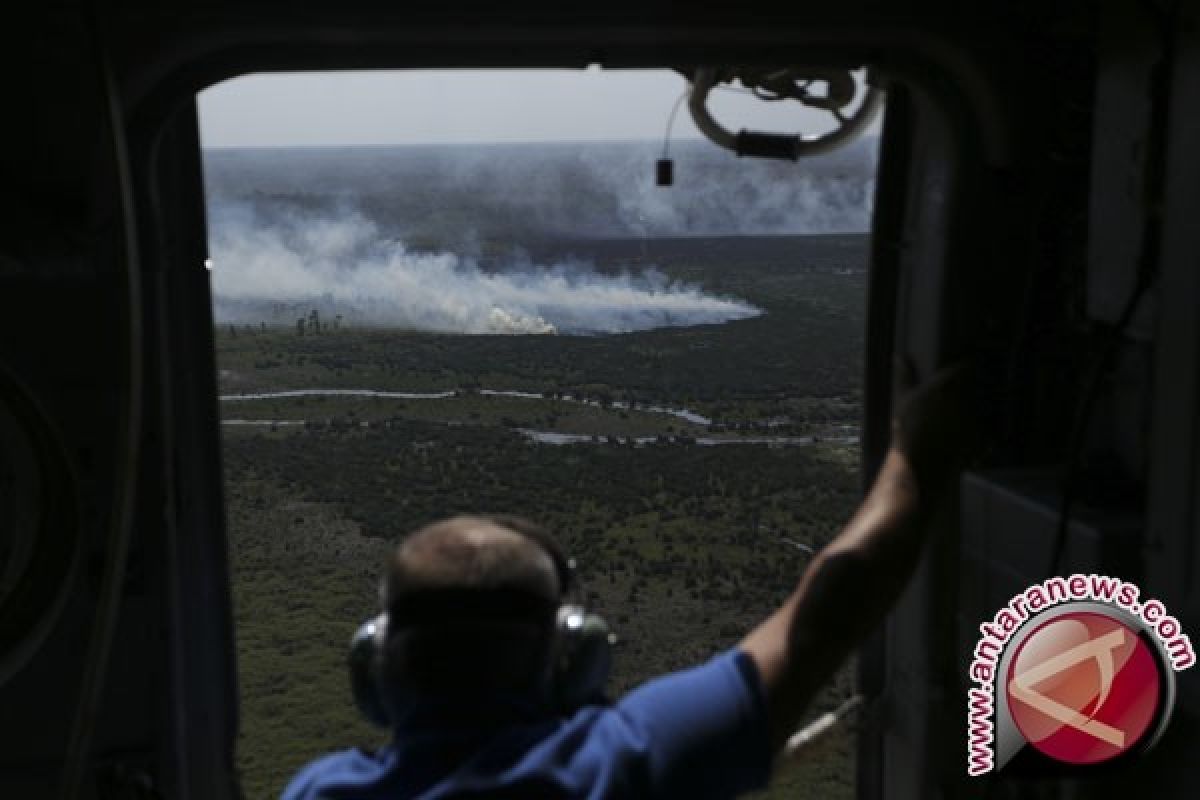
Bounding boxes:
551 605 614 713
348 614 390 727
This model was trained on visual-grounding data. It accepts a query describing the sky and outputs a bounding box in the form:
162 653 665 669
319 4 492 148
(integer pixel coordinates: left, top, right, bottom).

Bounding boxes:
198 69 880 148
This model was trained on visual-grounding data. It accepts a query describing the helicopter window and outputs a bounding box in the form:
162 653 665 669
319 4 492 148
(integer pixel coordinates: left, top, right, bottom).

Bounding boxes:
199 68 878 799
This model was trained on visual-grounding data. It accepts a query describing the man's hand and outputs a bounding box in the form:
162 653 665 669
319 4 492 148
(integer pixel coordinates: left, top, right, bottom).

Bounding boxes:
739 358 977 752
891 358 977 500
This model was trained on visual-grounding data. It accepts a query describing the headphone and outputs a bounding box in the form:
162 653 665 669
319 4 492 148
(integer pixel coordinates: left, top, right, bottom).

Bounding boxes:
348 520 615 727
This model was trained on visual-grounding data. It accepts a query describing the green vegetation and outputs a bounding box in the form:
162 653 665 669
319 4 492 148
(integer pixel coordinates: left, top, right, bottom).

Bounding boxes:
221 234 866 799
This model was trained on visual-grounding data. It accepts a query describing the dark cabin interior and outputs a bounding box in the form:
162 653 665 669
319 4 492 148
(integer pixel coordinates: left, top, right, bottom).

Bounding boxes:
1 1 1198 797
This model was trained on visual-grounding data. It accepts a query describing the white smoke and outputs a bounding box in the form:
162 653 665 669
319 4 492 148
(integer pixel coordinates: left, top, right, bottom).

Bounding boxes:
208 206 761 334
202 139 877 244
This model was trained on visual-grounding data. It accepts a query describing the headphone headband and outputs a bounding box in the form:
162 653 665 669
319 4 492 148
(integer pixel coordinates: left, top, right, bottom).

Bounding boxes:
350 516 610 726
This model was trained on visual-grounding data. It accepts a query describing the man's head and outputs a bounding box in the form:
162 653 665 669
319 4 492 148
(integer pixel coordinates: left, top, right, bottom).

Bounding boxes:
380 515 566 699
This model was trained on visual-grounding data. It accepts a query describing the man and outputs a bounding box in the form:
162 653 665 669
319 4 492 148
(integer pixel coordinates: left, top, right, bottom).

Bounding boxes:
283 364 971 798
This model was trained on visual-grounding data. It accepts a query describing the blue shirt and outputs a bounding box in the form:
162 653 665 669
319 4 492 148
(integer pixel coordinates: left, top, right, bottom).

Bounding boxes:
281 648 772 799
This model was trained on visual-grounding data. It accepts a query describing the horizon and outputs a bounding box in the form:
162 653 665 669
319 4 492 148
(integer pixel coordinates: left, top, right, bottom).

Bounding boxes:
200 134 879 151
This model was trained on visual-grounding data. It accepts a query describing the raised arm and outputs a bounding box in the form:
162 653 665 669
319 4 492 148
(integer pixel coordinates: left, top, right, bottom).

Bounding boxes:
739 363 972 750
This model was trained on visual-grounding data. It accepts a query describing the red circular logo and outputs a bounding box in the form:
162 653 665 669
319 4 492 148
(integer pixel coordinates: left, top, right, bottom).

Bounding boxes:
1005 611 1161 765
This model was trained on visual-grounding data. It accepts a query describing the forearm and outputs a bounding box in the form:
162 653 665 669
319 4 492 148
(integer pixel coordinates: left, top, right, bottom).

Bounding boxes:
820 447 923 566
784 452 927 670
742 446 934 748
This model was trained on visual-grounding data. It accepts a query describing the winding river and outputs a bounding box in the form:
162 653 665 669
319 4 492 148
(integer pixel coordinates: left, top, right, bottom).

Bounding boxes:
218 387 858 448
514 430 857 448
220 387 712 426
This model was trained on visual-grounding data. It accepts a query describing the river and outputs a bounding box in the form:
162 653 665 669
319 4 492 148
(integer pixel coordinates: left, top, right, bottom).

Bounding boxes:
219 387 712 425
218 387 859 447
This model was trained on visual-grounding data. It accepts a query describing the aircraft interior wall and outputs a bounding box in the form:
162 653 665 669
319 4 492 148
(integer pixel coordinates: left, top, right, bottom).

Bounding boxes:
0 1 1197 798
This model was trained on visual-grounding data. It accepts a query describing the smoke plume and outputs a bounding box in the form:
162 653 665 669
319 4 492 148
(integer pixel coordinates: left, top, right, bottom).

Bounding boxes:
204 139 877 333
204 139 877 245
208 205 761 334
